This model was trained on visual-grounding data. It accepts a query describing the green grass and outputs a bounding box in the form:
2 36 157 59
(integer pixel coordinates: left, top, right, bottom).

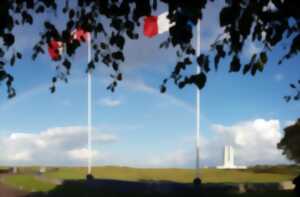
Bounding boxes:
2 175 56 192
44 166 297 183
1 166 298 194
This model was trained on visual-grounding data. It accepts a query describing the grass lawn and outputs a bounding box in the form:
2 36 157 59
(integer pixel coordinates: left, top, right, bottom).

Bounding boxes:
2 175 56 192
1 165 298 195
44 166 298 183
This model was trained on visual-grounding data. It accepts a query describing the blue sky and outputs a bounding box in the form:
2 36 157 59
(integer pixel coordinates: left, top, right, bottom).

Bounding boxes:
0 1 299 168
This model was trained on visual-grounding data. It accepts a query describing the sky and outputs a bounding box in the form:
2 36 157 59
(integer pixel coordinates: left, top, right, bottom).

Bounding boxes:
0 1 299 168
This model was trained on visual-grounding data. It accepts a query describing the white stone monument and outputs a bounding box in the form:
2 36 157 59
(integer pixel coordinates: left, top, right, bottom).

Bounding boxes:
217 145 247 169
12 166 18 174
39 167 46 174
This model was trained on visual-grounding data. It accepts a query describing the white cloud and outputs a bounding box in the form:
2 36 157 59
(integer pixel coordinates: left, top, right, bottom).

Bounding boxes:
248 42 261 56
147 150 193 167
142 134 209 168
0 119 291 167
68 148 98 161
123 79 156 94
210 119 289 165
0 84 48 112
144 119 290 168
98 97 122 107
243 41 262 59
62 99 72 107
9 152 32 161
0 126 117 166
122 79 194 113
274 73 284 82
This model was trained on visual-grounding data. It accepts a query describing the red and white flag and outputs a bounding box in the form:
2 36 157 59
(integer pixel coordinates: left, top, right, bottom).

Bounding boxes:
47 28 90 61
144 12 174 38
72 28 90 42
48 40 63 61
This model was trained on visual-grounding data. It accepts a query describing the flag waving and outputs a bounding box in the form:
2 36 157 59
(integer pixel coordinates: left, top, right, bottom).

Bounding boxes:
144 12 174 38
72 28 90 42
47 28 90 61
48 40 63 61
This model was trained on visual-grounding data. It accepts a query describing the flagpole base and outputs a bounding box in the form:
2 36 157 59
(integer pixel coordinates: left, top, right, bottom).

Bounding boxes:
193 177 202 193
86 174 94 181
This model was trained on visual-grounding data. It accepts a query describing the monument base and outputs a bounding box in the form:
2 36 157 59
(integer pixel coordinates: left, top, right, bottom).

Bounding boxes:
216 165 247 169
86 174 94 180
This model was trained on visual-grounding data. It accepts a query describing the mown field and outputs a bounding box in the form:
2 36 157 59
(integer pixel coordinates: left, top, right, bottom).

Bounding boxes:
0 165 299 194
44 166 299 183
2 175 56 192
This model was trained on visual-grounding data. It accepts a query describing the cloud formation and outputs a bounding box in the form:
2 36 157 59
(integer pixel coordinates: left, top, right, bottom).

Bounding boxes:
210 119 288 165
274 73 284 82
147 150 194 168
0 126 117 166
98 97 122 107
0 119 291 167
121 78 194 112
145 119 290 167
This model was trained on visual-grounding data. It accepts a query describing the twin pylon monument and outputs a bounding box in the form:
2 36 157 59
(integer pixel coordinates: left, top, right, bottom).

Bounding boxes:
217 145 247 169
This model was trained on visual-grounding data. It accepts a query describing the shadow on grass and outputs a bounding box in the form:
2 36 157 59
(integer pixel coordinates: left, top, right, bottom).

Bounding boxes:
248 165 300 175
0 168 11 174
23 178 297 197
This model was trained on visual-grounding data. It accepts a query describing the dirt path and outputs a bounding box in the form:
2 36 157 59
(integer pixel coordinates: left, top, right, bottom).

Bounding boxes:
0 174 28 197
0 182 28 197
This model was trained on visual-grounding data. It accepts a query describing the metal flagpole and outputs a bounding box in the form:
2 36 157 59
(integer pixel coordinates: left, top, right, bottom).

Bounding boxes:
87 33 92 175
195 19 201 179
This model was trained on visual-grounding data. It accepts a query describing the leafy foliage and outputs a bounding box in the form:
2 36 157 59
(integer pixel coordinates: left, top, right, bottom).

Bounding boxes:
278 119 300 163
0 0 300 98
284 81 300 102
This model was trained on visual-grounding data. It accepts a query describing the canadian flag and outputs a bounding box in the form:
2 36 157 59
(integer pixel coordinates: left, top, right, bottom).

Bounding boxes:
48 40 63 61
47 28 90 60
144 12 174 38
72 28 90 42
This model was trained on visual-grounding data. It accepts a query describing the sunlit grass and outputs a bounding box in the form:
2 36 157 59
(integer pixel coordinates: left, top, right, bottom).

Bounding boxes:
44 166 297 183
1 166 298 194
2 175 56 192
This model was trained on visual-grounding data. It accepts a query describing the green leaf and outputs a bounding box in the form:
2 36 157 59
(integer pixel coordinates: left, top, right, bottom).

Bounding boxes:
52 77 57 83
112 62 119 71
160 85 166 93
220 6 239 27
117 73 122 81
112 51 124 62
0 70 7 81
16 52 22 59
194 73 207 90
243 64 251 75
63 59 71 71
3 33 15 47
260 52 268 64
230 55 241 72
50 86 56 93
10 55 16 66
257 61 264 72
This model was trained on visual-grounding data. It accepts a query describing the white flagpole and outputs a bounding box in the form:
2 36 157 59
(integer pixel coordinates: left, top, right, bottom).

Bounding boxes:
195 19 201 178
87 33 92 175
